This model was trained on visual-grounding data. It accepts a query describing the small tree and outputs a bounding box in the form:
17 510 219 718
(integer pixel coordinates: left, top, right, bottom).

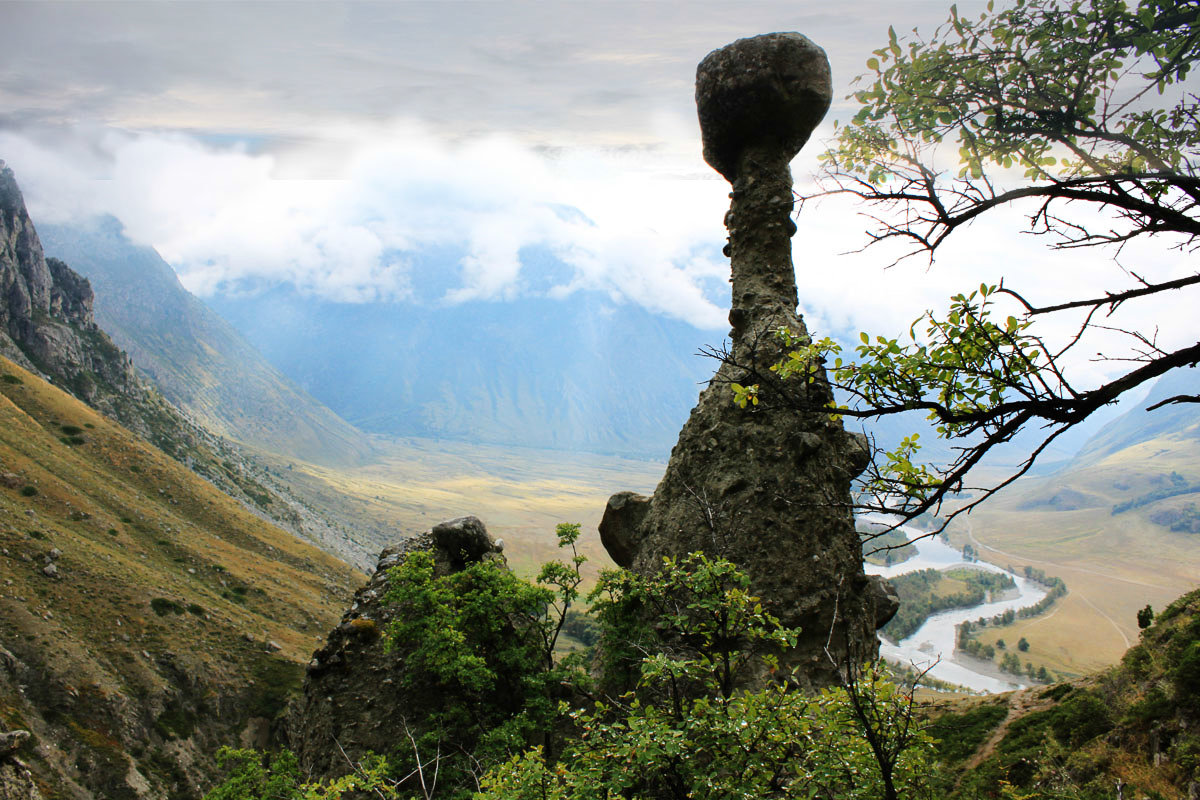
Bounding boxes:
481 554 935 800
733 0 1200 532
1137 603 1156 629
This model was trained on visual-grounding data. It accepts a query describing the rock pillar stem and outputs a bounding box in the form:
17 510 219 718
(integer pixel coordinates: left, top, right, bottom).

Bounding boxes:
726 148 801 349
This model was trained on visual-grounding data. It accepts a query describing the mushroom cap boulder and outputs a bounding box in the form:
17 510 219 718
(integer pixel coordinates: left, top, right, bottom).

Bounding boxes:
696 32 833 182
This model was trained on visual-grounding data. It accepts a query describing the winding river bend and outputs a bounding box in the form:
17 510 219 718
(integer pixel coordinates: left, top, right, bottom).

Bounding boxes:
863 521 1049 693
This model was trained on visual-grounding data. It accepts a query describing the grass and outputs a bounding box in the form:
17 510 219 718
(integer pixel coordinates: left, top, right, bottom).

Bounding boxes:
0 356 364 798
259 437 666 584
942 425 1200 675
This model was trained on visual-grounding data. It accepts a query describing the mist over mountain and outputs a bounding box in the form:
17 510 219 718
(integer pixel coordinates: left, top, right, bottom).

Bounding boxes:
203 252 723 459
37 218 374 466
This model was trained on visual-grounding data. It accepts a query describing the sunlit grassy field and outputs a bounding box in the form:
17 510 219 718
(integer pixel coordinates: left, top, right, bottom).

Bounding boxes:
945 429 1200 675
265 437 666 582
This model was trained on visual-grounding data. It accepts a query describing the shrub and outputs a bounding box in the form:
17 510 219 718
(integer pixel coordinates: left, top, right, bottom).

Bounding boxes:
20 486 37 497
150 598 184 616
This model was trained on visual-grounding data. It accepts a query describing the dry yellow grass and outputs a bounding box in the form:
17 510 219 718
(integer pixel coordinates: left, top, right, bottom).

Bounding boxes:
944 428 1200 675
0 356 363 674
268 438 666 582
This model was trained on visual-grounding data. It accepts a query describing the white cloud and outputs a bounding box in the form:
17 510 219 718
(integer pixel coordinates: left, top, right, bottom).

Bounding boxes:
0 121 732 325
1 116 1193 388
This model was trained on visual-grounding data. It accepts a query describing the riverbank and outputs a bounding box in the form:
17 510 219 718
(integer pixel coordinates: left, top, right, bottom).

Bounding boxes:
862 518 1049 692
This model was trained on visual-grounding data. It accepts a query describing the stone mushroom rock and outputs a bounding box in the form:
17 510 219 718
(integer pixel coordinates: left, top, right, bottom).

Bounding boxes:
600 33 881 689
696 32 833 183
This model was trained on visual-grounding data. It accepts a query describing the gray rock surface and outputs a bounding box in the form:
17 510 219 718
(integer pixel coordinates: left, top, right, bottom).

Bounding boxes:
696 32 832 184
869 575 901 628
0 762 42 800
601 33 879 688
288 517 505 780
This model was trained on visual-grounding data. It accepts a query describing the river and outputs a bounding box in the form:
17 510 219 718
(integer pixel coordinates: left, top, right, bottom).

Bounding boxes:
863 520 1049 693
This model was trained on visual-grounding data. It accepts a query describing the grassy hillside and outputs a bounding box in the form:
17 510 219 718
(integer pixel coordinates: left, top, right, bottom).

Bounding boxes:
946 420 1200 677
927 584 1200 799
0 356 362 799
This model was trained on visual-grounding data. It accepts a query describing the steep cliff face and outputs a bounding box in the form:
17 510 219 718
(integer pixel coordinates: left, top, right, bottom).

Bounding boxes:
0 162 368 564
0 163 134 406
0 161 158 434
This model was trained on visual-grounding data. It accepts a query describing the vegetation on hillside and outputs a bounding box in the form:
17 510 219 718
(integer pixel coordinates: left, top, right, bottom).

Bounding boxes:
936 585 1200 798
0 357 361 798
206 549 939 800
883 567 1016 640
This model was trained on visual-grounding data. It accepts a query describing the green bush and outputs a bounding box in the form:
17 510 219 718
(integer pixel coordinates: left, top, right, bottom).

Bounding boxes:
381 524 586 800
20 486 37 497
483 553 935 800
1175 641 1200 699
150 598 184 616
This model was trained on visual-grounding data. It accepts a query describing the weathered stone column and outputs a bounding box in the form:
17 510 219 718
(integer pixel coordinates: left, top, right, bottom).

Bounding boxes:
600 33 882 688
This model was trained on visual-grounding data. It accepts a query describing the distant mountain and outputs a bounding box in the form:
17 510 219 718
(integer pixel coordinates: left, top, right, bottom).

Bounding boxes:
1073 366 1200 464
205 278 722 459
37 218 373 467
0 163 371 564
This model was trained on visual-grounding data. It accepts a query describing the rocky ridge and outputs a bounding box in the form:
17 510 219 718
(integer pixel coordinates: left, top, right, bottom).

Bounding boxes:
0 161 365 566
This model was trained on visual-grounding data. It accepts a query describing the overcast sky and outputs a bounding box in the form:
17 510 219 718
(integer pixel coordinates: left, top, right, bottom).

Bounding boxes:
0 0 1194 386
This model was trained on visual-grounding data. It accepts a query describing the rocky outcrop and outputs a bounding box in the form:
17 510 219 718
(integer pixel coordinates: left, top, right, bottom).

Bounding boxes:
0 160 149 422
288 517 505 780
601 33 880 688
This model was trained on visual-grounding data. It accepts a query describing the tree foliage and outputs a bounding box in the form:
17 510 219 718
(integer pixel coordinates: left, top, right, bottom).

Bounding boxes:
481 553 935 800
378 523 588 797
731 0 1200 529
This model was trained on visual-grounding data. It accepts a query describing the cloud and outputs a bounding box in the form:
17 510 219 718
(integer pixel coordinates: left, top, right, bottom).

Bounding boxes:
2 111 1193 387
0 121 732 325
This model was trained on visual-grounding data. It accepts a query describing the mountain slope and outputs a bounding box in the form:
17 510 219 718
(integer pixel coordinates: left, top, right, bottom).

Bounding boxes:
1074 366 1200 464
36 218 373 467
206 282 720 459
930 583 1200 798
0 165 374 565
0 355 362 799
